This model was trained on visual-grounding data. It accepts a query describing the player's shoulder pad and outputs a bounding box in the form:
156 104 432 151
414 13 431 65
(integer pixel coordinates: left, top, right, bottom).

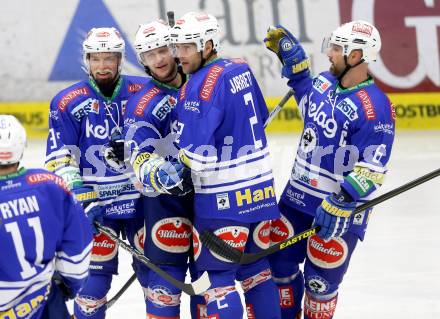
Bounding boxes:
354 84 396 123
122 74 150 94
125 79 170 119
220 57 252 74
52 80 92 113
24 168 71 194
311 71 336 94
317 71 337 82
197 58 254 102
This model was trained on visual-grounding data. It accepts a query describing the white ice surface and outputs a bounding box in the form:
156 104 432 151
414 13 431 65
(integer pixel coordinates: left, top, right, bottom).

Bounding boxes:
22 131 440 318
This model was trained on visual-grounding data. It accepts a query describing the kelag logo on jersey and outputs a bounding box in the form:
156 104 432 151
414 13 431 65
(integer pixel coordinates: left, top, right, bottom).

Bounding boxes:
49 0 141 81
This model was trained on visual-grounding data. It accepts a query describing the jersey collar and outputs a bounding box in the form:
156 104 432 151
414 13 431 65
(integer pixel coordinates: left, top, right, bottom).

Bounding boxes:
0 167 27 181
335 75 374 94
88 76 123 103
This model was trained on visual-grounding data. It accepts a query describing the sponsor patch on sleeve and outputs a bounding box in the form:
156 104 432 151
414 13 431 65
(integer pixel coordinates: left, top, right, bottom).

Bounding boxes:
312 75 332 94
200 65 224 101
128 83 144 93
58 87 90 112
356 89 376 120
336 98 359 121
134 87 161 117
151 95 176 121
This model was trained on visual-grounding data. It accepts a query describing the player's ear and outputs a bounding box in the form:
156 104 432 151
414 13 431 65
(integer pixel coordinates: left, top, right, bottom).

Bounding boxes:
203 40 214 58
349 49 363 64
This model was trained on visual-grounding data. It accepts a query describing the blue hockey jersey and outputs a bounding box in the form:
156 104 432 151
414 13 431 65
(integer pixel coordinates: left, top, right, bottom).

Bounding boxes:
0 168 92 317
123 78 180 186
45 76 148 219
280 72 395 239
172 58 280 223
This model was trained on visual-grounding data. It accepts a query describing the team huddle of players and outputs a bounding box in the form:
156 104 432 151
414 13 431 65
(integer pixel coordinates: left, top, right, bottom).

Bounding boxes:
0 11 394 319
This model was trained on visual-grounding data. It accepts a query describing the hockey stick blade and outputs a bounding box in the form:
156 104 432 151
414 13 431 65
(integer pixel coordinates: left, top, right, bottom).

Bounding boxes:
201 167 440 264
264 89 294 128
96 224 211 295
69 274 137 318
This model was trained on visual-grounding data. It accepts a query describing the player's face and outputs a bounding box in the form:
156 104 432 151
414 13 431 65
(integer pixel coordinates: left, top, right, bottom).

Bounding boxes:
141 46 177 82
327 44 345 76
88 52 121 85
172 43 201 74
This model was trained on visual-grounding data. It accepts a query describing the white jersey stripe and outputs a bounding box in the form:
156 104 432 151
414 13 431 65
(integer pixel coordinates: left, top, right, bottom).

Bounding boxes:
195 173 274 194
194 155 272 187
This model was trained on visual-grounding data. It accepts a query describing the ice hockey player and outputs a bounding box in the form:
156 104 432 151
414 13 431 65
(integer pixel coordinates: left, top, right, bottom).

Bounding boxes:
44 27 150 319
121 19 193 319
0 115 92 318
168 11 282 319
264 20 395 318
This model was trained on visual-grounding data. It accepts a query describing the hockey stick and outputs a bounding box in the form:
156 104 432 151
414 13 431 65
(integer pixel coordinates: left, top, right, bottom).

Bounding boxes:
167 11 175 27
201 167 440 264
69 273 137 318
193 90 293 262
105 273 137 309
95 223 211 295
264 89 294 128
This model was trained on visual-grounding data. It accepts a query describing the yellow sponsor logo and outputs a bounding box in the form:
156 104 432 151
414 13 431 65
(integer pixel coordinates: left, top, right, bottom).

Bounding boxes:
0 102 49 138
235 185 275 207
280 228 317 250
0 285 49 318
353 166 384 185
75 191 97 202
44 157 73 172
178 150 191 169
292 59 311 74
322 199 352 218
132 152 152 172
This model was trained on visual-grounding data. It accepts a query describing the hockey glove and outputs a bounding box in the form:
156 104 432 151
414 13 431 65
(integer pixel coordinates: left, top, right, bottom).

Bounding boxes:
103 132 128 172
41 272 72 318
72 186 104 234
134 152 193 195
314 192 356 240
52 272 73 300
264 25 310 79
109 132 126 162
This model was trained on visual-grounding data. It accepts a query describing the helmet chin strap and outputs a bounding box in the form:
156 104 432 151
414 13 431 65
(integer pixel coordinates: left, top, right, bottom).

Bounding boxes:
337 55 365 89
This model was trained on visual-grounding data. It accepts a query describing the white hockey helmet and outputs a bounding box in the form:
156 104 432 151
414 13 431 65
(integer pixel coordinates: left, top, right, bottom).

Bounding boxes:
134 19 171 65
323 20 381 63
0 115 26 165
170 12 221 52
82 27 125 73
